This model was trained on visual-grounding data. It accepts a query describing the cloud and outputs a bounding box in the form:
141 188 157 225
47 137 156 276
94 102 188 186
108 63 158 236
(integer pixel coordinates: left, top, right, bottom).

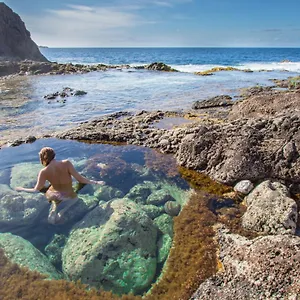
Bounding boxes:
23 4 147 46
21 0 193 47
262 29 282 33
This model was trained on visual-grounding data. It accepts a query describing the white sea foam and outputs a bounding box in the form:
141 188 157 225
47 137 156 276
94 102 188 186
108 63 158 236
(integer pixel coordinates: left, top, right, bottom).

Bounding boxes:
236 62 300 72
171 62 300 73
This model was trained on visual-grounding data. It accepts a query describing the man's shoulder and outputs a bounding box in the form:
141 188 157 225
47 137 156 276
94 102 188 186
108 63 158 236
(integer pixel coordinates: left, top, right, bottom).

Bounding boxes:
61 159 73 168
61 159 71 164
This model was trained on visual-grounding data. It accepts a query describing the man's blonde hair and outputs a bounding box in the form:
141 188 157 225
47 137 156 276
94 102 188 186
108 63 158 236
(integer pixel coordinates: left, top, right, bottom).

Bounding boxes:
39 147 55 166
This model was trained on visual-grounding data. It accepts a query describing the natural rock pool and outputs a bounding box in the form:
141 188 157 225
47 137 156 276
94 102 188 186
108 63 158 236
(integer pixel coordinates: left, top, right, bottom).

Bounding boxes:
0 138 191 295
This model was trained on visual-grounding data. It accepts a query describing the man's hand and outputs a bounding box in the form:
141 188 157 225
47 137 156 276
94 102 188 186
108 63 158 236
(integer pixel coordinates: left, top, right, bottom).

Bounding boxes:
15 187 38 193
96 180 106 186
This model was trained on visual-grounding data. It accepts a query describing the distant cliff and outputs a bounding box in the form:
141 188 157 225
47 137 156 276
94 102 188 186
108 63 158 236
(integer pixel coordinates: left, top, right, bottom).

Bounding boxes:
0 2 48 62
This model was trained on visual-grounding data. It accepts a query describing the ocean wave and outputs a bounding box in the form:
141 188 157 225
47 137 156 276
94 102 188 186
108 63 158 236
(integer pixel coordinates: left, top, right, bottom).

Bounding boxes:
171 62 300 73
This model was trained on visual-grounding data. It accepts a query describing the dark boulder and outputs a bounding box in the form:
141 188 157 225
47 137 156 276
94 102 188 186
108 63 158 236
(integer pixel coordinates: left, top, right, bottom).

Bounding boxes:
192 95 233 109
146 62 178 72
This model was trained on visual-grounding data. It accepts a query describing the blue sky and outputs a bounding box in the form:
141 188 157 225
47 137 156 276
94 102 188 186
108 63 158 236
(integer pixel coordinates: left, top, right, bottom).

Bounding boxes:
4 0 300 47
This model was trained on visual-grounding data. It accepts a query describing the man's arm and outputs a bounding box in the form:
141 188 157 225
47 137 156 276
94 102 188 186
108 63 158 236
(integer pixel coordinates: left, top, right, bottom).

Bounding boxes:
15 170 47 193
67 160 105 185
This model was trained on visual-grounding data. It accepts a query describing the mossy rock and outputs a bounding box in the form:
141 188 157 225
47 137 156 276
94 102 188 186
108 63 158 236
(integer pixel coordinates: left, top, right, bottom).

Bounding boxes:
0 233 63 280
154 214 173 264
44 234 67 268
0 184 49 227
195 66 248 76
139 204 164 219
146 189 175 206
10 162 42 189
126 181 161 205
94 185 124 202
62 199 158 295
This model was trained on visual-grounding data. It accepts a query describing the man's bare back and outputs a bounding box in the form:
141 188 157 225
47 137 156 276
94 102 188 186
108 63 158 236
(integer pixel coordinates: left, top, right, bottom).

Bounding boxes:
16 147 105 224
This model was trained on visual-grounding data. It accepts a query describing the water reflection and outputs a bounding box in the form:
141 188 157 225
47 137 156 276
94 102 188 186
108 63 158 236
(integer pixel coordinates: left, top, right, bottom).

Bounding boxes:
0 139 190 295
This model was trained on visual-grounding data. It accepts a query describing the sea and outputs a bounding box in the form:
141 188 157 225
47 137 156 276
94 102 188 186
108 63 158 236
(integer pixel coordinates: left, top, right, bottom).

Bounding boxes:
1 47 300 143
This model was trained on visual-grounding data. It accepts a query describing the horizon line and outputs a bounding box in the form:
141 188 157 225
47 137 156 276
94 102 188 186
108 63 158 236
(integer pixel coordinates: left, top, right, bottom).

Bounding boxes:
39 46 300 49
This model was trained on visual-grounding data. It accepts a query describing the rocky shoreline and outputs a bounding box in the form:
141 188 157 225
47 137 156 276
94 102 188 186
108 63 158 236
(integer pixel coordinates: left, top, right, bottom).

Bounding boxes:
52 83 300 186
52 82 299 298
0 60 178 77
1 77 300 298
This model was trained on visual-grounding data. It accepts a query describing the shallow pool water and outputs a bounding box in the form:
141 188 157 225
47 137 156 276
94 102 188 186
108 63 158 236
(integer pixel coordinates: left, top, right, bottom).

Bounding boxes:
1 68 298 144
0 138 190 295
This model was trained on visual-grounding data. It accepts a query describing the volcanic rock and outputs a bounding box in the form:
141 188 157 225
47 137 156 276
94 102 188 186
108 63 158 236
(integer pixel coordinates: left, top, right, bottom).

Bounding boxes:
192 95 233 110
191 227 300 299
242 180 297 235
0 3 48 62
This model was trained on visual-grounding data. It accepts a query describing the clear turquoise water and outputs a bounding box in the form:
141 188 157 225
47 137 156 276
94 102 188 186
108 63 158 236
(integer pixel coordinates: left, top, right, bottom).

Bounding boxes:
0 138 190 294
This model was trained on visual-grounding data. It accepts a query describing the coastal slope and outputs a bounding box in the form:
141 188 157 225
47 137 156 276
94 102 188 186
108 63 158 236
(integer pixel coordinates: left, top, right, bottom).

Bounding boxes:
0 2 47 62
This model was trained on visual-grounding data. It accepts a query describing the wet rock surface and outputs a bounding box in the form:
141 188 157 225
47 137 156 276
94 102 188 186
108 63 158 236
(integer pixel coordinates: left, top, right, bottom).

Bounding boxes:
229 89 300 119
44 87 88 102
145 62 178 72
0 60 178 77
192 95 233 109
0 233 62 280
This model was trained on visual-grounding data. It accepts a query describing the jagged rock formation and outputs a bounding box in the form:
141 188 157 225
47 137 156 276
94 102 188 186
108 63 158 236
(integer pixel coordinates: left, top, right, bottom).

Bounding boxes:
191 227 300 299
0 2 47 62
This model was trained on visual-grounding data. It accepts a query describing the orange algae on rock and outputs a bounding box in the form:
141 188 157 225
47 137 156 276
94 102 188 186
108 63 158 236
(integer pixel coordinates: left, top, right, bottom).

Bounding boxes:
178 167 232 196
194 66 252 76
145 191 218 300
144 150 179 178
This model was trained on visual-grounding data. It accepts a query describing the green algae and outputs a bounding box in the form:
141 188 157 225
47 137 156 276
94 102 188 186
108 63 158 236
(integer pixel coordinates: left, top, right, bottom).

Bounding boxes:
195 66 253 76
0 233 63 280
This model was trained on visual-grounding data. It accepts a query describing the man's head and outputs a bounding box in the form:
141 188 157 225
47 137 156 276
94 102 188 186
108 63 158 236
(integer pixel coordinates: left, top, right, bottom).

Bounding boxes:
39 147 55 166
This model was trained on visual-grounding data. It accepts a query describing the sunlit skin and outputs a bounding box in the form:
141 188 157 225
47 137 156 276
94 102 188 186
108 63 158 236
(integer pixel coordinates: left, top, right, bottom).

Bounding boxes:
15 147 105 224
15 158 105 196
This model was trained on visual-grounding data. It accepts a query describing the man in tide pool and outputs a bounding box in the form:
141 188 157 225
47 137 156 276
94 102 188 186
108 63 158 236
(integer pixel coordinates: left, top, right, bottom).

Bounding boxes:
15 147 105 224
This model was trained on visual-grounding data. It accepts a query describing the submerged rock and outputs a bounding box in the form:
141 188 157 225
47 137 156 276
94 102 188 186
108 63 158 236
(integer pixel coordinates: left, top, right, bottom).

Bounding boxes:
10 162 41 189
146 189 175 206
191 227 300 299
0 233 62 279
0 184 48 227
94 185 124 202
242 180 298 235
139 204 164 219
44 234 67 268
153 214 173 264
164 201 181 216
126 181 160 204
62 198 158 295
